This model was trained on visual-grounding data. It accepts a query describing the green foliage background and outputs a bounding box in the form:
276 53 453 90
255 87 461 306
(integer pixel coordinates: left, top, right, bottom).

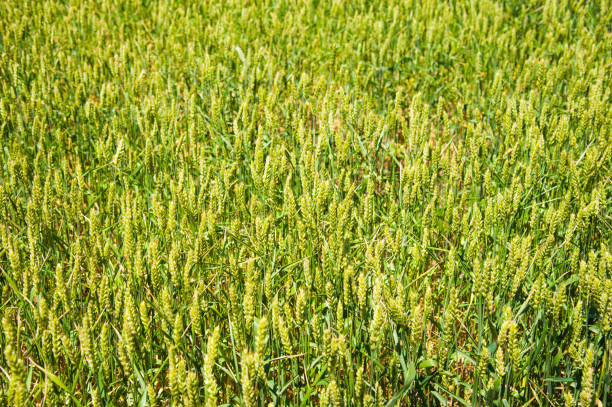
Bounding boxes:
0 0 611 405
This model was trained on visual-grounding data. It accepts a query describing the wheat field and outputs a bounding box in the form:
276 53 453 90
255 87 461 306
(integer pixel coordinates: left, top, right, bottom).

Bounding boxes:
0 0 611 406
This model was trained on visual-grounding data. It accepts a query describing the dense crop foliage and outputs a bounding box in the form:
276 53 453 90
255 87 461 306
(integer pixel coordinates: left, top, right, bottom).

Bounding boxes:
1 0 611 405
